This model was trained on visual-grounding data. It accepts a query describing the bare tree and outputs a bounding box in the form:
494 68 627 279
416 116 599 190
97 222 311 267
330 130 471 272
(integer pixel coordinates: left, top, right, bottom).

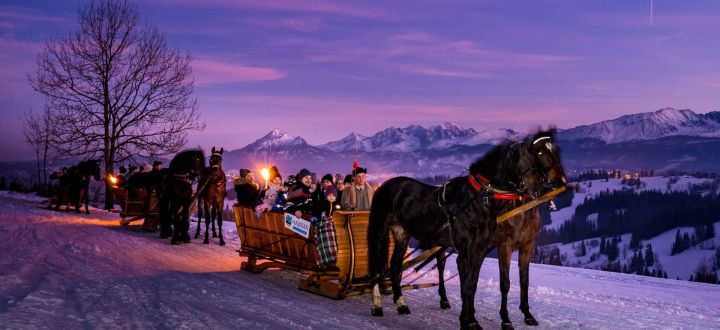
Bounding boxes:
22 108 51 190
30 0 204 209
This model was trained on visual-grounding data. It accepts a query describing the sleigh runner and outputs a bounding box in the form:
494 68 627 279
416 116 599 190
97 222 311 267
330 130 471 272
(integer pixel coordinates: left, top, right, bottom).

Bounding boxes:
233 205 440 299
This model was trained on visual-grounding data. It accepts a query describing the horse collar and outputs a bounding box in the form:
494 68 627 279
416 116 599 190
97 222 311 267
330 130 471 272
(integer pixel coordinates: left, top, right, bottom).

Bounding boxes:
467 174 525 201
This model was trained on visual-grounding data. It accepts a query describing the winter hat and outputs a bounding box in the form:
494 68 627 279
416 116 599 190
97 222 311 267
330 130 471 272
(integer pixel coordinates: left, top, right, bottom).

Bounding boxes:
152 161 162 167
239 168 253 178
325 185 338 198
352 167 367 176
118 166 127 174
343 174 353 184
321 173 334 184
297 168 315 180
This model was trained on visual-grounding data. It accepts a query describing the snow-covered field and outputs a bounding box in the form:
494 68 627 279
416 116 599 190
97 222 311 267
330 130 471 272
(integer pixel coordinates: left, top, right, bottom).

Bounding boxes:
1 191 719 329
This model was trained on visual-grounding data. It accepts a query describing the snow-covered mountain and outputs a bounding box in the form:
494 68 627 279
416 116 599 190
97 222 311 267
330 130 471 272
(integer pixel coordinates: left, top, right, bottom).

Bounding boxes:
219 108 720 177
559 108 720 144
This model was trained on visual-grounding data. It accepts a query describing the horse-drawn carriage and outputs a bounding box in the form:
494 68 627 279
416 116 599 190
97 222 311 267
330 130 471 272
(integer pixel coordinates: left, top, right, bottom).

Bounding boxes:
111 180 160 232
232 205 441 299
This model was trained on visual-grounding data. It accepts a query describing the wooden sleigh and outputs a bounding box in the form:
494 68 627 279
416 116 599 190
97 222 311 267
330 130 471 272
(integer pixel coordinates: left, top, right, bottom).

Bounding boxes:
232 206 440 299
112 186 159 232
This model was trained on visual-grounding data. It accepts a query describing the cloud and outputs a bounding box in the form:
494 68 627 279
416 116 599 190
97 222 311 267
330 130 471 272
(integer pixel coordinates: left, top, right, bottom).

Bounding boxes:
142 0 391 20
192 59 286 84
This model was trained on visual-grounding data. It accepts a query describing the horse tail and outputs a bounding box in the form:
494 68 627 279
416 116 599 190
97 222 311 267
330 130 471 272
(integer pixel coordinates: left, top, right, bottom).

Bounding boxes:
368 183 393 283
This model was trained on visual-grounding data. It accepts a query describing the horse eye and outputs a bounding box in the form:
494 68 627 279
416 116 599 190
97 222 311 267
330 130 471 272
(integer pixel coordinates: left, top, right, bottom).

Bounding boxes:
538 152 543 155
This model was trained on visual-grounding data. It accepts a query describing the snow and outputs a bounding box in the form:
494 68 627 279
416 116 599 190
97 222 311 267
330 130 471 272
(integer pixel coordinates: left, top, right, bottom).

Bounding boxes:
1 191 719 329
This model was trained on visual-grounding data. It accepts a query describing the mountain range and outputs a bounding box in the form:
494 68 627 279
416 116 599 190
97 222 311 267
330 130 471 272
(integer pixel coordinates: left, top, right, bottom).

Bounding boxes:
222 108 720 178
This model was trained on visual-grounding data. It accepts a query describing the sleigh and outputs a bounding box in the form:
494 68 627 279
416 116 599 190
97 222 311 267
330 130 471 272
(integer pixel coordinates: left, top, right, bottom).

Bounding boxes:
232 205 441 299
112 186 159 232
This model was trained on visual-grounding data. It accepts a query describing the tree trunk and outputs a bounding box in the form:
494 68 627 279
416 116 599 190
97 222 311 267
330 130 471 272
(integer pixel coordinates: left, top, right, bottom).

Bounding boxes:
104 155 114 210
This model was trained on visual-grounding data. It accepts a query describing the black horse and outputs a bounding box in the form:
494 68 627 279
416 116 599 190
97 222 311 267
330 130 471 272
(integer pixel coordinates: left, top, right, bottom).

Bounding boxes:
157 149 205 244
367 129 566 330
50 160 101 214
195 147 227 246
431 131 567 329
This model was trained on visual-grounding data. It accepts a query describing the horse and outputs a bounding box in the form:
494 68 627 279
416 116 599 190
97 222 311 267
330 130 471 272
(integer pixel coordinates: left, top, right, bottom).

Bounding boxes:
430 131 566 329
195 147 227 246
49 160 101 214
367 129 566 330
157 149 205 244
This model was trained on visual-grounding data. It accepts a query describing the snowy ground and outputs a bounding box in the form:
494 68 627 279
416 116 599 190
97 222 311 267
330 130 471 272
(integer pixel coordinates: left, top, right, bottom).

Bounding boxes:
1 191 719 329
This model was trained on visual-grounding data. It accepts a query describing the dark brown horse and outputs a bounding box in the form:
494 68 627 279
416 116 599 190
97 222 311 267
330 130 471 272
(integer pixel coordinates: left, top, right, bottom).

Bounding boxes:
368 129 566 330
49 160 101 214
195 147 227 246
157 149 205 244
433 130 566 330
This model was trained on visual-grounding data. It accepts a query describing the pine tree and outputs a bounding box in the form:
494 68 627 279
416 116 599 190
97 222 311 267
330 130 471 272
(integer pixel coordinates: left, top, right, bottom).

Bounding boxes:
706 224 716 240
644 243 655 267
580 240 587 256
600 236 606 254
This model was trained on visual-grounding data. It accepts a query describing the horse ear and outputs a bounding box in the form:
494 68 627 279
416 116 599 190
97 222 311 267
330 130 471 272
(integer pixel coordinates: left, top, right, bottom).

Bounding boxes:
220 147 223 154
211 146 216 154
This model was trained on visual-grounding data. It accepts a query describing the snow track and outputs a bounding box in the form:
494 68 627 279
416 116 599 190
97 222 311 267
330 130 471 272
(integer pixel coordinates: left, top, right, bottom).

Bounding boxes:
0 192 718 329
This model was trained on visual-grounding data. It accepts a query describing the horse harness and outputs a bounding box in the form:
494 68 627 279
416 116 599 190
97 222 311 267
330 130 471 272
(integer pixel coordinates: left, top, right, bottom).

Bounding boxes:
436 174 528 252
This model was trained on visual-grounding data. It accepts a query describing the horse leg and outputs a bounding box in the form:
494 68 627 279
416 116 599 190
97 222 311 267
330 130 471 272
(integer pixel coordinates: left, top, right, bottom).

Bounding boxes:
457 249 485 330
170 205 181 245
182 201 191 243
519 244 539 326
216 203 225 246
159 198 172 239
203 202 211 244
390 225 411 315
195 199 203 239
84 187 90 214
498 244 514 329
437 250 451 310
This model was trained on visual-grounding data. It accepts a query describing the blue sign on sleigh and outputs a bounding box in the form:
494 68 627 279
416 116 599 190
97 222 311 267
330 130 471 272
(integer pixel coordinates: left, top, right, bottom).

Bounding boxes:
284 213 310 238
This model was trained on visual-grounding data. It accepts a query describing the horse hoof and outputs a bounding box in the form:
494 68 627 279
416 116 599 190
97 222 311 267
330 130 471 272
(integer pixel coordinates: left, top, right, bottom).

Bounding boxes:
397 305 411 315
440 300 451 310
194 234 199 239
171 240 180 245
462 322 482 330
203 239 209 244
501 322 514 330
219 241 226 246
524 317 539 326
371 307 383 317
213 233 218 238
85 211 90 214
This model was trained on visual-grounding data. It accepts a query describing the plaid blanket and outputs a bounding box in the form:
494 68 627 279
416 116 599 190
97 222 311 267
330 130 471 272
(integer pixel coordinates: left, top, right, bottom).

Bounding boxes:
313 216 338 267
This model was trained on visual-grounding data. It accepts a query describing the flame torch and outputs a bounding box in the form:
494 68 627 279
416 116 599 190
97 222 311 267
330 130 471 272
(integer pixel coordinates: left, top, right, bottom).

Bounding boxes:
260 167 270 189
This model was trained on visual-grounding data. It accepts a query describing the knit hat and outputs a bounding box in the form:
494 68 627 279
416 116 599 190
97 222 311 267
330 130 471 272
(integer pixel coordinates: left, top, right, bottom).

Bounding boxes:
321 173 334 184
343 174 353 184
352 167 367 176
297 168 315 180
268 165 281 180
325 185 338 198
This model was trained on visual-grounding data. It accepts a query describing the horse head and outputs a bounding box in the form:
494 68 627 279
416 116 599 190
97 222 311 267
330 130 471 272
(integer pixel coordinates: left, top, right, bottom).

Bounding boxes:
210 147 223 169
514 129 567 198
169 149 206 180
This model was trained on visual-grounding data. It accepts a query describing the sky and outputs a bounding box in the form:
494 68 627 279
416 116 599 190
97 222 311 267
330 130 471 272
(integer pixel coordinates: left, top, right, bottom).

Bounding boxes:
2 0 720 161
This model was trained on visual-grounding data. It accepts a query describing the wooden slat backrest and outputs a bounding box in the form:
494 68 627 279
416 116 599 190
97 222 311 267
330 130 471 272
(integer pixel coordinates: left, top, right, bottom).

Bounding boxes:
233 205 318 268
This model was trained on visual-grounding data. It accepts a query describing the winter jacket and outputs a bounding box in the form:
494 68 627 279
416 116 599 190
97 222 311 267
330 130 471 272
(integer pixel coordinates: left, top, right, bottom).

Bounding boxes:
235 177 259 207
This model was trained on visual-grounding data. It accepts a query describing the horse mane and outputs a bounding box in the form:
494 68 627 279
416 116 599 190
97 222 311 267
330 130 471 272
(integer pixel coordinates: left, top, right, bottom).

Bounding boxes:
468 140 515 178
170 149 205 170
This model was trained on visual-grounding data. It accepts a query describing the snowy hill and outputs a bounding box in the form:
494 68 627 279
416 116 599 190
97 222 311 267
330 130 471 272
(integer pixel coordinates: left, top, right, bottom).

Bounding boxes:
1 191 719 329
543 176 720 282
558 108 720 144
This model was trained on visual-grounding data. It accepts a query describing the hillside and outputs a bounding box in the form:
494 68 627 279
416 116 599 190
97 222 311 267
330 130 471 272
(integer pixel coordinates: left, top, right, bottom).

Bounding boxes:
542 176 720 281
1 191 719 329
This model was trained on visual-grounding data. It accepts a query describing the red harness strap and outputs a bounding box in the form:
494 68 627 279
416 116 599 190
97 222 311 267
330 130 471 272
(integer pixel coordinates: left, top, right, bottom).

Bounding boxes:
467 174 525 201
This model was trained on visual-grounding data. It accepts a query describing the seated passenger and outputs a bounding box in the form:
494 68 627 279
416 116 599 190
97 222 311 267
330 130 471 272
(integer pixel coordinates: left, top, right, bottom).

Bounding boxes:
235 168 259 208
256 166 282 214
342 167 374 211
284 168 315 218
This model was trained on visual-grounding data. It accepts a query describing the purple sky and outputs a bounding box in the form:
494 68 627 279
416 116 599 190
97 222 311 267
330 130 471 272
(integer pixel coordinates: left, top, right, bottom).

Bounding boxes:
2 0 720 161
